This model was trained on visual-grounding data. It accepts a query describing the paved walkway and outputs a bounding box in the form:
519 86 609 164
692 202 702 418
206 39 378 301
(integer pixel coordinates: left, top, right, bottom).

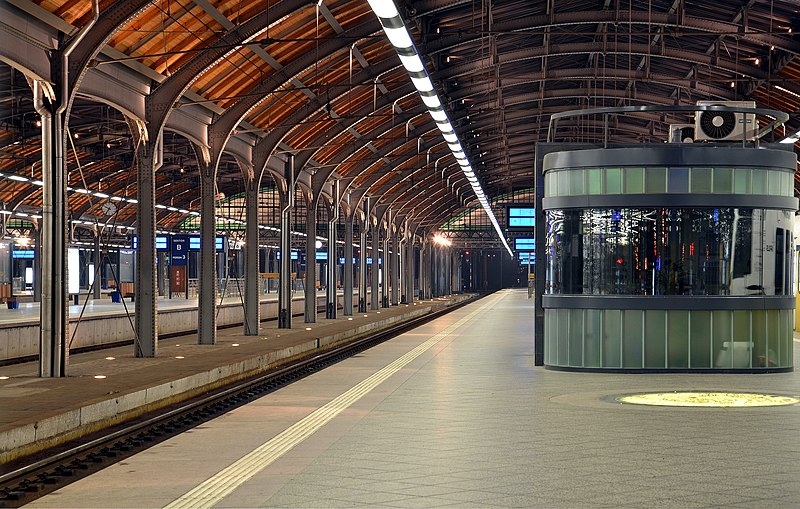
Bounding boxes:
22 289 800 508
0 295 467 465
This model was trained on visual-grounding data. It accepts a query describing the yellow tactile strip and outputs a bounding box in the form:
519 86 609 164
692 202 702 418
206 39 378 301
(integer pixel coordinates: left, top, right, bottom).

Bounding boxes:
163 294 501 509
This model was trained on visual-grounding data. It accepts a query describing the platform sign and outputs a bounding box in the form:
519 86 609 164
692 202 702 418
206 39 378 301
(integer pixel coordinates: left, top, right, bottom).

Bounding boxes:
170 265 187 293
171 236 188 266
315 251 328 261
275 251 299 260
518 252 535 265
132 235 169 251
514 237 535 251
188 235 226 251
507 206 535 229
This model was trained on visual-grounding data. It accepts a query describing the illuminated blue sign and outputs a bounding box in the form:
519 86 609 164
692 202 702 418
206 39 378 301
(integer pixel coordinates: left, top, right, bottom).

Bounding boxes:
514 238 535 251
508 207 535 228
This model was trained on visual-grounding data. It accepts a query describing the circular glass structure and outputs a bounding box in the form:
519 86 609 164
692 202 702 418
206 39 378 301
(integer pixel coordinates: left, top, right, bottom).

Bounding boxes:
542 144 798 372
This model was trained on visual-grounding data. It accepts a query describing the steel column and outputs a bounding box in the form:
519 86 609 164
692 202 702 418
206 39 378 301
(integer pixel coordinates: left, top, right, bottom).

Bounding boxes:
343 215 353 315
381 232 389 308
399 236 407 304
278 156 294 329
326 203 337 319
358 215 368 313
406 233 414 304
93 233 101 300
391 227 399 306
304 195 317 323
370 222 380 310
197 168 217 345
243 183 260 335
35 81 69 375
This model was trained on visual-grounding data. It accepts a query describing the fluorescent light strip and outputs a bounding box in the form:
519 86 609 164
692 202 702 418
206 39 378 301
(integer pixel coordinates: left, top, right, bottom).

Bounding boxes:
366 0 512 256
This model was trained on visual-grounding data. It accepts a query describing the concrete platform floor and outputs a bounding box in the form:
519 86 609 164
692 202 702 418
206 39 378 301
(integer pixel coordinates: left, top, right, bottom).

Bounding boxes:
0 295 466 464
20 289 800 508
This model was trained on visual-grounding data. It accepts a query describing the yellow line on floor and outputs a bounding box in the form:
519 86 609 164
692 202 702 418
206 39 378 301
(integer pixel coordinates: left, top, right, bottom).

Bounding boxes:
163 294 502 509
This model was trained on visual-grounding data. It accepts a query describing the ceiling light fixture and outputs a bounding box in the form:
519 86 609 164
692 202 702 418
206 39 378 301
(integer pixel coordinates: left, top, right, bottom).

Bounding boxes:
366 0 512 256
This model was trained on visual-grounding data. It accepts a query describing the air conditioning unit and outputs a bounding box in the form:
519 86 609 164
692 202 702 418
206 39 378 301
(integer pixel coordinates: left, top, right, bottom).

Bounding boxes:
694 100 757 142
668 124 695 143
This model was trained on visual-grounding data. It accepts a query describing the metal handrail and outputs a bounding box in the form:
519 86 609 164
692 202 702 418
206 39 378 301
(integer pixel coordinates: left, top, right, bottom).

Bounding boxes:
547 104 790 145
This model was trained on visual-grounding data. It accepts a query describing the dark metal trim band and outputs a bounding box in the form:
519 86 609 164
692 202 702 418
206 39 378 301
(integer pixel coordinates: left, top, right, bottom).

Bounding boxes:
542 145 797 172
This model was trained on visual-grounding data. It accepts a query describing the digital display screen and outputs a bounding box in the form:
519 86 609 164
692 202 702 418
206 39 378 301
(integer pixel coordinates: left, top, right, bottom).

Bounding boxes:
187 236 225 251
518 252 535 265
275 251 299 260
514 238 535 251
366 257 382 265
315 251 328 261
508 207 535 229
133 236 169 250
12 250 34 259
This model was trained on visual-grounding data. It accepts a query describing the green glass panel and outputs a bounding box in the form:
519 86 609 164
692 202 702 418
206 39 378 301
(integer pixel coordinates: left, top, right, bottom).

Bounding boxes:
713 167 733 193
606 168 622 194
690 311 712 368
544 174 553 197
584 309 601 367
545 311 555 365
668 167 689 193
733 168 751 194
622 310 643 368
568 309 584 367
769 171 781 196
767 310 780 368
557 309 570 365
558 171 569 196
783 310 793 369
624 168 644 194
569 170 584 195
783 173 793 197
691 168 712 193
587 169 602 194
645 167 667 193
667 310 689 368
602 309 622 367
713 310 732 368
731 310 752 368
752 310 768 368
644 310 666 368
752 171 767 194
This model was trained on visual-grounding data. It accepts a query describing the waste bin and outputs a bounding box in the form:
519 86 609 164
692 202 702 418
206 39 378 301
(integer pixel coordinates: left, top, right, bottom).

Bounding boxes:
6 298 18 310
111 291 121 303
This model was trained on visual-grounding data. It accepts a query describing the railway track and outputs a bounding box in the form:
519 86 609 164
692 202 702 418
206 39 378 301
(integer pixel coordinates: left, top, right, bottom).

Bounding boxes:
0 295 478 507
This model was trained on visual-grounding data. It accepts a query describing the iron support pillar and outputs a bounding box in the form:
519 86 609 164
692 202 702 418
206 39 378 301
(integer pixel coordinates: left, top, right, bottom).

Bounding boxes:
391 231 399 306
399 237 407 304
370 226 380 310
244 183 260 335
343 216 353 315
358 222 368 312
326 209 337 319
381 234 389 308
134 145 158 357
197 168 217 345
35 81 69 376
406 236 414 304
93 233 101 300
278 156 294 329
304 197 317 323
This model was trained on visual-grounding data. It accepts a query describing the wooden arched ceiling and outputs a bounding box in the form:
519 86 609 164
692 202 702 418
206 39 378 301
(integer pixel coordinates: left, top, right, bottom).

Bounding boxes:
0 0 797 235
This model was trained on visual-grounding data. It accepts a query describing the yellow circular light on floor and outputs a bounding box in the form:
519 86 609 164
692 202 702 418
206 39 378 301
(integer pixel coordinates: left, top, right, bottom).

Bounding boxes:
617 392 800 408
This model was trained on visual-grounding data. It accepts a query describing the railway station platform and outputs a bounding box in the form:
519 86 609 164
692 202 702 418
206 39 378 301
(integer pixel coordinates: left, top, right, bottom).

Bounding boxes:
0 293 472 467
12 288 800 508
